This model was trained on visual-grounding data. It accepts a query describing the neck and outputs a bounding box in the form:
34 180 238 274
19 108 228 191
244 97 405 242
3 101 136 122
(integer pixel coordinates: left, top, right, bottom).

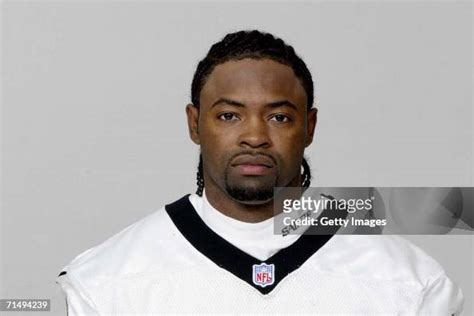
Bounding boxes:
203 175 302 223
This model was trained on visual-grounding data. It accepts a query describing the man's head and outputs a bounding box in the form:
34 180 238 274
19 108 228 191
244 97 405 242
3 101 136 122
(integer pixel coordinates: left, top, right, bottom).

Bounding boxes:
186 30 317 205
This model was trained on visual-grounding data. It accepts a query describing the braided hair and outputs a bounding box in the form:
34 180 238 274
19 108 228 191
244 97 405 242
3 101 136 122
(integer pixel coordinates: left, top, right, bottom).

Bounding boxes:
191 30 315 196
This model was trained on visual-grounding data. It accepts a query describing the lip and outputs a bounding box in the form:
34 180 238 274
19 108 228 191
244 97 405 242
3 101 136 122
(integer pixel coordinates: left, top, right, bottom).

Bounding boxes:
230 154 275 176
231 155 274 168
234 164 271 175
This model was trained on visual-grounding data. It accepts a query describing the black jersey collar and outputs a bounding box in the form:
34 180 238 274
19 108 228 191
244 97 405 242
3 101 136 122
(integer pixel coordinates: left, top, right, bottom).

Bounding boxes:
165 194 339 295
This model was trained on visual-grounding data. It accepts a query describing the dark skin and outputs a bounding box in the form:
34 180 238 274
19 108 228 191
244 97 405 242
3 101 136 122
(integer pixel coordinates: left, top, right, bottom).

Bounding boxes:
186 58 317 223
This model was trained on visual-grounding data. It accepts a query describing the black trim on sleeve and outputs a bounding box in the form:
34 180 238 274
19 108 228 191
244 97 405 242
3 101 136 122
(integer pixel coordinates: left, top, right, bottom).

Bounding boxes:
165 194 342 295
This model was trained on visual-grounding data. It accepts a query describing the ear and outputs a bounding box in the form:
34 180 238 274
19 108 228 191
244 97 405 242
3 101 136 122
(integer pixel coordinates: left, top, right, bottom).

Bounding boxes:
186 103 200 145
305 107 317 147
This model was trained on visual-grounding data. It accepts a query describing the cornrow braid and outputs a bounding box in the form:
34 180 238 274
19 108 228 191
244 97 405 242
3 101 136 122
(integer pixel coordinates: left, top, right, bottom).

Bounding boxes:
196 154 204 197
301 157 312 188
191 30 314 110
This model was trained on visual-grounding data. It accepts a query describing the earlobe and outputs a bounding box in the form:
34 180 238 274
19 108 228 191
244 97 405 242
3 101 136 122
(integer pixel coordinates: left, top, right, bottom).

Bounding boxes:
185 104 201 145
305 108 317 147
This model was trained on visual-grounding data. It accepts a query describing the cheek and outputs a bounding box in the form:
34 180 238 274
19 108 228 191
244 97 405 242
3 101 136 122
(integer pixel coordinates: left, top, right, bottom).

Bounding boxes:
271 126 306 151
200 128 235 152
198 121 236 165
271 128 306 169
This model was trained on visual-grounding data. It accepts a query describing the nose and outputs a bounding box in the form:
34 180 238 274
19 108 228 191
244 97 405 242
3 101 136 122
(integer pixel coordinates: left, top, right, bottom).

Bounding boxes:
238 116 271 149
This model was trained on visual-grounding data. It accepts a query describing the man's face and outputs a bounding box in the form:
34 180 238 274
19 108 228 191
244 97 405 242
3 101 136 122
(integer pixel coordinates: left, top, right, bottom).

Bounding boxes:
187 58 316 204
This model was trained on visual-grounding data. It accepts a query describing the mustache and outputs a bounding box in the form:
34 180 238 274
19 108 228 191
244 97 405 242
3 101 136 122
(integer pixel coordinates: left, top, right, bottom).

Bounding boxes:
228 150 277 166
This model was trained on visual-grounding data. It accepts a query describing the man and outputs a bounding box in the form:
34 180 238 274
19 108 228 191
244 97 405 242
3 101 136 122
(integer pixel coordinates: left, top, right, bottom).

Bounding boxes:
57 30 463 314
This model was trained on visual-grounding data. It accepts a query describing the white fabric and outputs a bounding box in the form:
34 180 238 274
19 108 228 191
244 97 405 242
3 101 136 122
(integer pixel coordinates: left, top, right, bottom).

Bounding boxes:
57 194 464 315
190 189 302 261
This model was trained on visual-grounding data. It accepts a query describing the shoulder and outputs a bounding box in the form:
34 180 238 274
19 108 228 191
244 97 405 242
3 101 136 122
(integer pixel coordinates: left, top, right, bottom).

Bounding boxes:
315 235 447 286
56 194 209 313
310 235 463 314
58 195 195 286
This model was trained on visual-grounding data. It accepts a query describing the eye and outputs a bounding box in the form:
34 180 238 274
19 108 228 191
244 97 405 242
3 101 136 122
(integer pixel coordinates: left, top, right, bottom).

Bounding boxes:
218 112 239 121
270 114 291 122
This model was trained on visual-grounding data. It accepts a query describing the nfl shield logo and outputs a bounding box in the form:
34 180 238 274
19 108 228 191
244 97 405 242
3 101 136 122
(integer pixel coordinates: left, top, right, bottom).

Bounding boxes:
252 263 275 288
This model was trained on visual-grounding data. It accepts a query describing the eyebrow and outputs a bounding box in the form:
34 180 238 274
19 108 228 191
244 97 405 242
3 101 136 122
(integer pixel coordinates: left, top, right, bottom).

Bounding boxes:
211 98 298 110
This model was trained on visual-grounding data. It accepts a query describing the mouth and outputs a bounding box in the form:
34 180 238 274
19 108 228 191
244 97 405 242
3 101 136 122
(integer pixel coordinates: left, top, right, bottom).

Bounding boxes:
230 154 275 176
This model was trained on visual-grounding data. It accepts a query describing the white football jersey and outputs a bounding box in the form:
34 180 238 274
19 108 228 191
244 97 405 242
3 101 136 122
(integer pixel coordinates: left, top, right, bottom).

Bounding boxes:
57 193 464 315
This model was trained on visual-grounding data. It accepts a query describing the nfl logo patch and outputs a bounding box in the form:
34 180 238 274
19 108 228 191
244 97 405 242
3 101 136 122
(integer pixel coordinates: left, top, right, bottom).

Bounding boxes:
252 263 275 288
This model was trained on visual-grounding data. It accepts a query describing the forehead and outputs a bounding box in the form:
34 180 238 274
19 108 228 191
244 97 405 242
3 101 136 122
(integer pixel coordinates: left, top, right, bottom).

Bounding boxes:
200 58 307 109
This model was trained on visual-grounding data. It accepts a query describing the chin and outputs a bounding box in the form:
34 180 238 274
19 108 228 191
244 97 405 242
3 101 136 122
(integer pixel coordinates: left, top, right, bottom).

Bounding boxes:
225 184 275 204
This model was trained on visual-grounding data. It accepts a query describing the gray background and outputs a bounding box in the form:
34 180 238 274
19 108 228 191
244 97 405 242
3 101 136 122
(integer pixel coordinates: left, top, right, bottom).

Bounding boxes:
1 1 472 314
